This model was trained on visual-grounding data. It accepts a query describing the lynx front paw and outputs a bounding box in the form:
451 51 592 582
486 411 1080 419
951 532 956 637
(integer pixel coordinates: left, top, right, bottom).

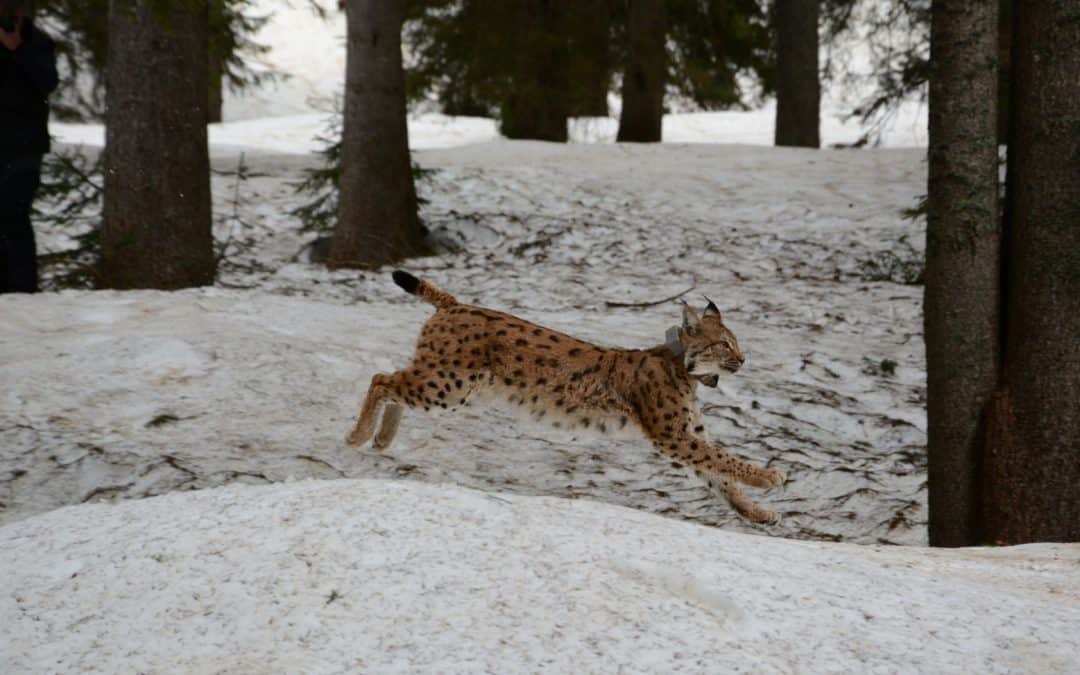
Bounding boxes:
345 428 371 447
733 501 781 526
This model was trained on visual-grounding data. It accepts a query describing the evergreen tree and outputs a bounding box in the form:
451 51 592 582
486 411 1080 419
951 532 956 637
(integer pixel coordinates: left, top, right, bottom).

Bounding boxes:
995 0 1011 143
501 0 571 141
980 0 1080 544
207 0 275 123
34 0 108 120
820 0 929 144
665 0 771 109
100 0 214 289
568 0 613 116
405 0 772 139
924 0 999 547
774 0 820 147
35 0 273 122
821 0 1011 146
925 0 1080 545
616 0 666 142
329 0 427 268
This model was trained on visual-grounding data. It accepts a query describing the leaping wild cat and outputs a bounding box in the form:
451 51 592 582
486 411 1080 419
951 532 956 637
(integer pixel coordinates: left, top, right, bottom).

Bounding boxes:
346 271 786 524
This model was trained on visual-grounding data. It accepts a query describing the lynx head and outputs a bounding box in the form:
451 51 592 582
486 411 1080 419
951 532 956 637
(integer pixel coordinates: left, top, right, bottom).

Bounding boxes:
680 298 744 387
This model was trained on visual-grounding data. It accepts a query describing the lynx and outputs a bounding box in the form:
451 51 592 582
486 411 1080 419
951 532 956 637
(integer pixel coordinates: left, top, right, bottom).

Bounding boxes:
346 271 786 524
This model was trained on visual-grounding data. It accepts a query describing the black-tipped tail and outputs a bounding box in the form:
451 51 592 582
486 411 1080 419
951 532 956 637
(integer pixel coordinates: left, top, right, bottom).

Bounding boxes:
391 270 459 309
392 270 420 294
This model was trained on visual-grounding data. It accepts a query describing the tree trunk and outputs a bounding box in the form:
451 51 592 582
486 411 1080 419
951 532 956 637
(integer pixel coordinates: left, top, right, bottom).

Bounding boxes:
502 0 570 141
924 0 1000 547
208 52 224 124
774 0 820 148
101 0 214 289
329 0 426 268
980 0 1080 544
568 0 611 117
616 0 665 142
996 0 1012 144
207 0 225 124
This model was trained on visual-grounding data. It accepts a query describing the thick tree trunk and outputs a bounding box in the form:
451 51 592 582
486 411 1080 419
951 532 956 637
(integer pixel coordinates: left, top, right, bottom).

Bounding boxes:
616 0 665 143
996 0 1011 144
568 0 611 117
502 0 570 142
774 0 820 148
101 0 214 289
980 0 1080 544
207 0 225 124
924 0 1000 547
329 0 426 268
208 53 224 124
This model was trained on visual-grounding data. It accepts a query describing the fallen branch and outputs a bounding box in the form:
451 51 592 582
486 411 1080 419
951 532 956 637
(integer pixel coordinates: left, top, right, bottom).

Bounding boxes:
604 286 695 309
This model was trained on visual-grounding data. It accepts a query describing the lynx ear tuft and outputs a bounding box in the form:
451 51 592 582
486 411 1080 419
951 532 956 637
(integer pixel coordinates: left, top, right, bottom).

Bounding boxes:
702 295 721 319
682 301 702 334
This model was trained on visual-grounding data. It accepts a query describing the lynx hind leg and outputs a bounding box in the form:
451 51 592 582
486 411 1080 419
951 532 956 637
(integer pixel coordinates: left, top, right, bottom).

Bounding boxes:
698 471 781 525
346 372 405 447
373 403 404 449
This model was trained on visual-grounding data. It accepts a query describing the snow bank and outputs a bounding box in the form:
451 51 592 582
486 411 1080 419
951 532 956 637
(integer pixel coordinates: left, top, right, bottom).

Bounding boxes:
1 479 1076 673
8 140 929 544
0 277 923 545
50 113 502 156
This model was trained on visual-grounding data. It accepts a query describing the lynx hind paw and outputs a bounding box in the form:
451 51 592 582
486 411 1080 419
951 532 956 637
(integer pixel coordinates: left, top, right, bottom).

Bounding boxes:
764 467 786 487
346 429 371 447
734 503 781 526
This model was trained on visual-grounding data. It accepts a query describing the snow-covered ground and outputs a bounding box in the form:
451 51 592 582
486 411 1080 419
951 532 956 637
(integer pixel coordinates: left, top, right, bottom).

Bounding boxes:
7 7 1070 671
6 139 927 545
52 99 928 156
2 480 1078 673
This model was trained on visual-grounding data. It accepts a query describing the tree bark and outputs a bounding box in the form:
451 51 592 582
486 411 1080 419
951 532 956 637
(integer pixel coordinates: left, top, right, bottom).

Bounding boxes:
101 0 215 289
208 51 224 124
980 0 1080 544
568 0 611 117
996 0 1012 144
924 0 1000 547
207 0 225 124
774 0 820 148
502 0 570 141
329 0 426 268
616 0 665 142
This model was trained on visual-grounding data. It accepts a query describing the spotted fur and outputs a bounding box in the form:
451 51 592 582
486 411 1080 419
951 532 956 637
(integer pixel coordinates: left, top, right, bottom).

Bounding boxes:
346 271 786 524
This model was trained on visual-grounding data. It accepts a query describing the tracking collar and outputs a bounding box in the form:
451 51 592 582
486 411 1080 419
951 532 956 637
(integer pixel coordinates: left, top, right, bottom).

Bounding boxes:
664 325 685 359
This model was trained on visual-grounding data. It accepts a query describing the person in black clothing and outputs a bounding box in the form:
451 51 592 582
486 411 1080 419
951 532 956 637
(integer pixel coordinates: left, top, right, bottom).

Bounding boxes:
0 0 57 293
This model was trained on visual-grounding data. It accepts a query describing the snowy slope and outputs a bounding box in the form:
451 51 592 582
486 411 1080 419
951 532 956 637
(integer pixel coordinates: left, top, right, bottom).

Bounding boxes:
2 479 1077 674
5 140 927 544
